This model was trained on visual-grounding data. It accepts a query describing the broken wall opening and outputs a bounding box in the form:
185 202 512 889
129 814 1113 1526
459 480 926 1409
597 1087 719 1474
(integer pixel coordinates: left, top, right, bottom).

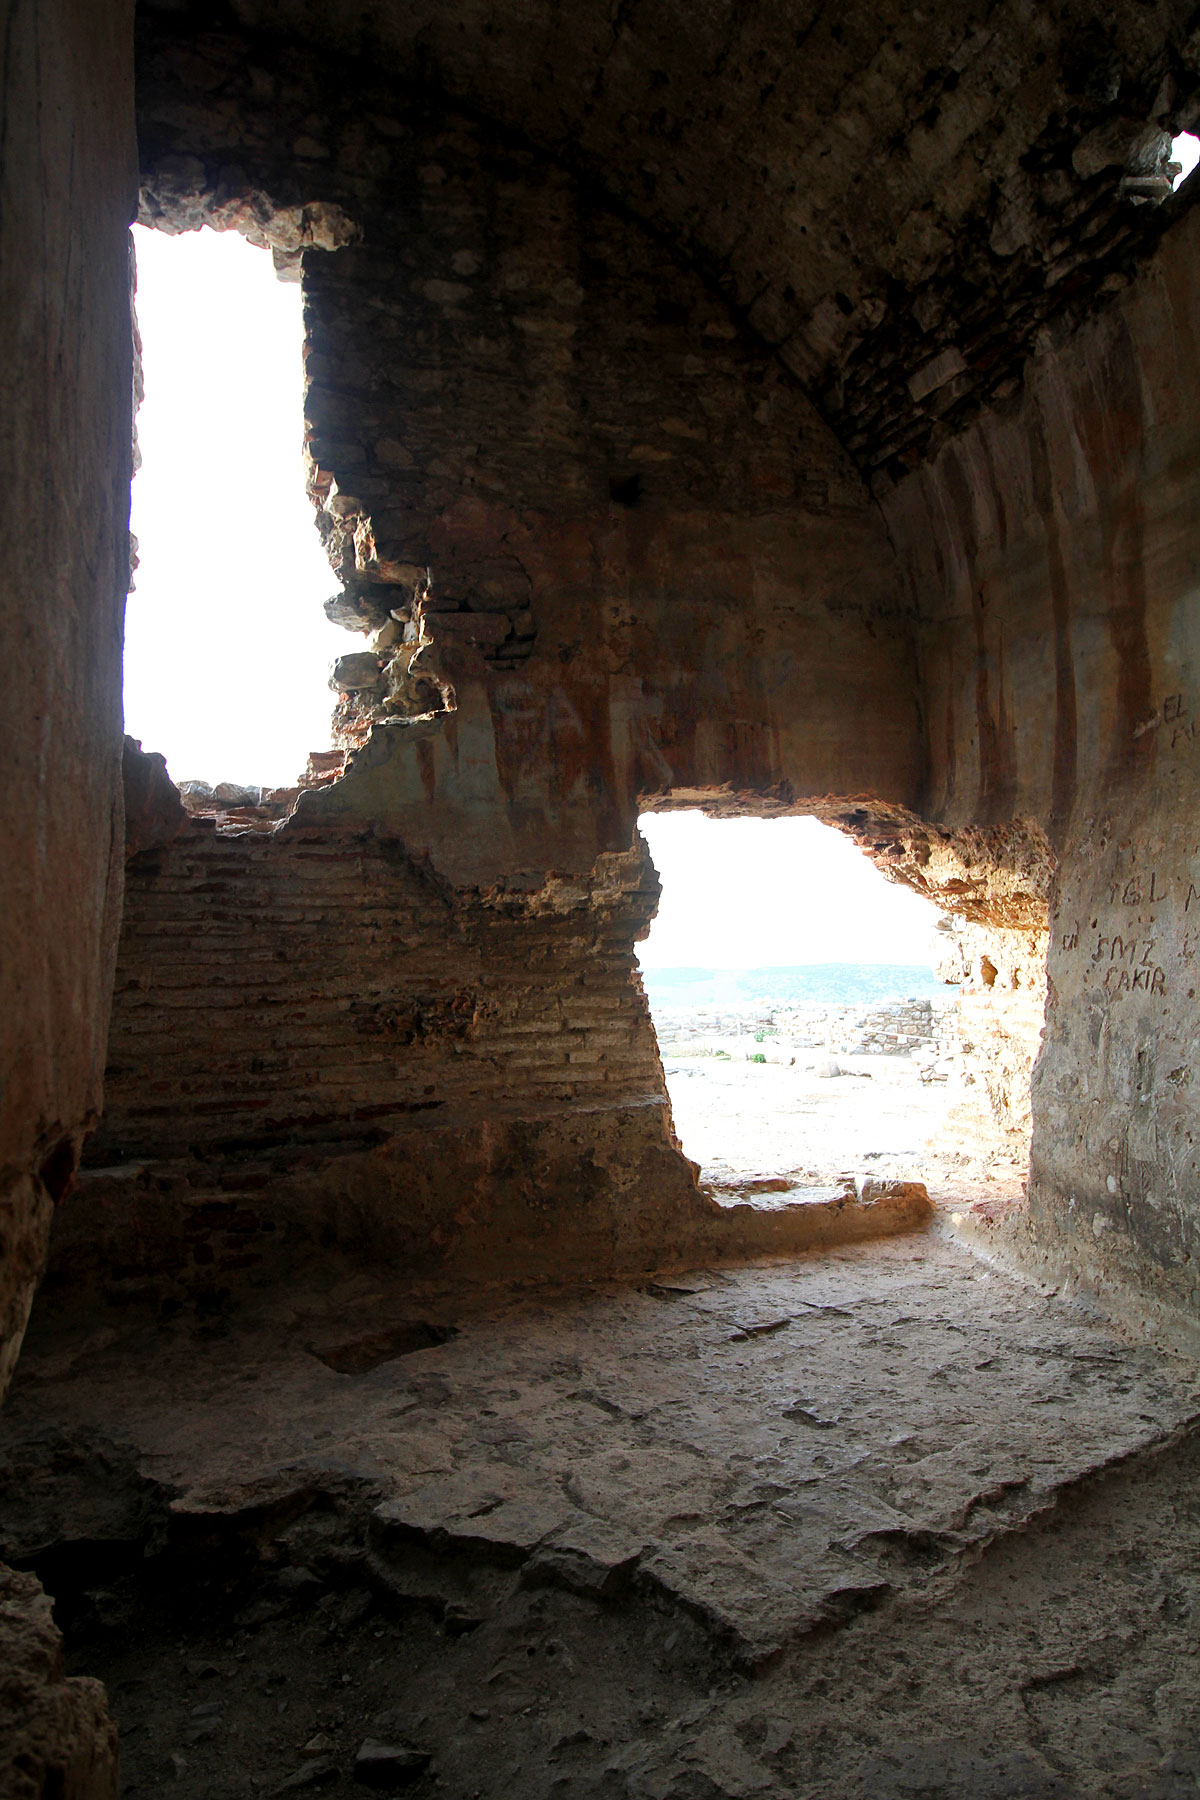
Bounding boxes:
638 811 1050 1209
126 222 352 798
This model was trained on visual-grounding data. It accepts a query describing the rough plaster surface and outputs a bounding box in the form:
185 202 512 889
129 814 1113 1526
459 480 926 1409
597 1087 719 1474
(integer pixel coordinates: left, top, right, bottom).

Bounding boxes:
83 22 1064 1302
0 15 135 1781
0 1565 118 1800
15 0 1200 1784
0 0 136 1393
884 205 1200 1338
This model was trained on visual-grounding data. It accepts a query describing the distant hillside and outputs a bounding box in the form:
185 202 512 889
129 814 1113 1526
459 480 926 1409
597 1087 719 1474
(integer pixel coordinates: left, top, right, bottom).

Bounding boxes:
638 962 953 1009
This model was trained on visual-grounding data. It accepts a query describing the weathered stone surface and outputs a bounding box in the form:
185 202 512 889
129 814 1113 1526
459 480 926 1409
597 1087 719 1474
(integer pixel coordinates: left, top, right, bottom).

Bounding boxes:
211 781 263 807
20 6 1200 1793
122 736 186 860
329 652 385 694
0 1564 118 1799
0 1178 56 1417
48 15 1183 1325
353 1741 431 1789
7 1332 1200 1797
58 812 938 1303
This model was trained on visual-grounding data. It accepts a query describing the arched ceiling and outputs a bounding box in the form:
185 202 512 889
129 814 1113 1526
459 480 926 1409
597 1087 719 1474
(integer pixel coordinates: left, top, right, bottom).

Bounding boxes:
148 0 1200 476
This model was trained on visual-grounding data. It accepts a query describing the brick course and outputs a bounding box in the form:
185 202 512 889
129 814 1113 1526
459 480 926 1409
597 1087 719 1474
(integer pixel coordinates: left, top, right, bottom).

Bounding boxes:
89 821 668 1166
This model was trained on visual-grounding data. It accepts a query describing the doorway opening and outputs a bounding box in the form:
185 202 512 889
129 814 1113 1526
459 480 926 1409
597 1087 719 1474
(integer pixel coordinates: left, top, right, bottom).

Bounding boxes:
637 812 1035 1205
125 223 348 797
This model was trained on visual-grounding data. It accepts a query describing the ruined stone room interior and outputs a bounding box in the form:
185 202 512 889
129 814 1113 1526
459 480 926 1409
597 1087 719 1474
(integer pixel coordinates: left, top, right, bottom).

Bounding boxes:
13 2 1200 1795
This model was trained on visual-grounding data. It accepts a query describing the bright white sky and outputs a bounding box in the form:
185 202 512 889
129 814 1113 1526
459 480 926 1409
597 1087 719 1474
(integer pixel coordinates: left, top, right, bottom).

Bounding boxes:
126 224 347 788
1175 132 1200 187
638 813 942 969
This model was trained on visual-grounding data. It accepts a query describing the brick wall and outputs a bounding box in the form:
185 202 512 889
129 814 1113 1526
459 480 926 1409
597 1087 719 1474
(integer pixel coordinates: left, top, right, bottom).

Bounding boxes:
66 818 721 1296
91 822 669 1162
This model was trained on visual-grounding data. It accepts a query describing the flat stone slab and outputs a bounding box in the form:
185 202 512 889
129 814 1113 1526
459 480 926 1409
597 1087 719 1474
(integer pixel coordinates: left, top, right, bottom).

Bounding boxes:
4 1235 1198 1666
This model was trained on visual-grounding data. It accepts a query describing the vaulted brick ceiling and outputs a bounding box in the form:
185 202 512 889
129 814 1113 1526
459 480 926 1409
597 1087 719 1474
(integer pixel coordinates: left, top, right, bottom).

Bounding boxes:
176 0 1200 474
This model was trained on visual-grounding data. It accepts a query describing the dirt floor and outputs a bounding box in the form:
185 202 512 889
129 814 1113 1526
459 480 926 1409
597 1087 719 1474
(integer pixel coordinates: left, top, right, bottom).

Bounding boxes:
662 1051 1026 1204
4 1230 1200 1798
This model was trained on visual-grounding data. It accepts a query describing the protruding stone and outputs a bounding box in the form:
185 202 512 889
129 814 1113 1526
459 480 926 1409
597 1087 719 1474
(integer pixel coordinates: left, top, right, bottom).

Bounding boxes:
330 652 385 693
323 589 394 634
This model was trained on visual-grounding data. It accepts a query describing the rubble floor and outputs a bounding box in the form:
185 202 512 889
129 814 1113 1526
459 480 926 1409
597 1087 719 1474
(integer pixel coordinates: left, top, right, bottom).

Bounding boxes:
3 1230 1200 1798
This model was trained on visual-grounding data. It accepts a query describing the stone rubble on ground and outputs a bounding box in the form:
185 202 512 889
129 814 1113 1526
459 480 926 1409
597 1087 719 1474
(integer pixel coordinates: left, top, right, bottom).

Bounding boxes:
651 995 965 1084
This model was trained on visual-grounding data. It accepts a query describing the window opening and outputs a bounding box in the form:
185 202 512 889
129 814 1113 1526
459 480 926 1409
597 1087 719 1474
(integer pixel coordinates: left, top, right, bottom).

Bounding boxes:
1172 132 1200 190
125 224 348 795
637 813 1032 1207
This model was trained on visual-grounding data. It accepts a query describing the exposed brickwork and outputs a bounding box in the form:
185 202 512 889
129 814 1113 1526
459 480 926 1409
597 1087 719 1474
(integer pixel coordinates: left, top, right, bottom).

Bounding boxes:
89 821 668 1168
72 814 724 1294
69 809 939 1300
138 5 1200 490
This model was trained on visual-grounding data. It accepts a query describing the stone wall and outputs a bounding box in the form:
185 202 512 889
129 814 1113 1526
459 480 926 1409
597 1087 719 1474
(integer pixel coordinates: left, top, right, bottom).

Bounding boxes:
151 0 1200 482
934 921 1050 1172
884 204 1200 1336
0 1567 118 1800
135 22 922 885
60 803 938 1303
76 20 1084 1303
45 20 950 1295
28 7 1200 1344
92 823 669 1162
0 0 136 1396
72 817 711 1295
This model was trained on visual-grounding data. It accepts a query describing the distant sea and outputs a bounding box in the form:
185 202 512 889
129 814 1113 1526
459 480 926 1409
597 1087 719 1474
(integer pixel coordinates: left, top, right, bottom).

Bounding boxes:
638 962 954 1009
